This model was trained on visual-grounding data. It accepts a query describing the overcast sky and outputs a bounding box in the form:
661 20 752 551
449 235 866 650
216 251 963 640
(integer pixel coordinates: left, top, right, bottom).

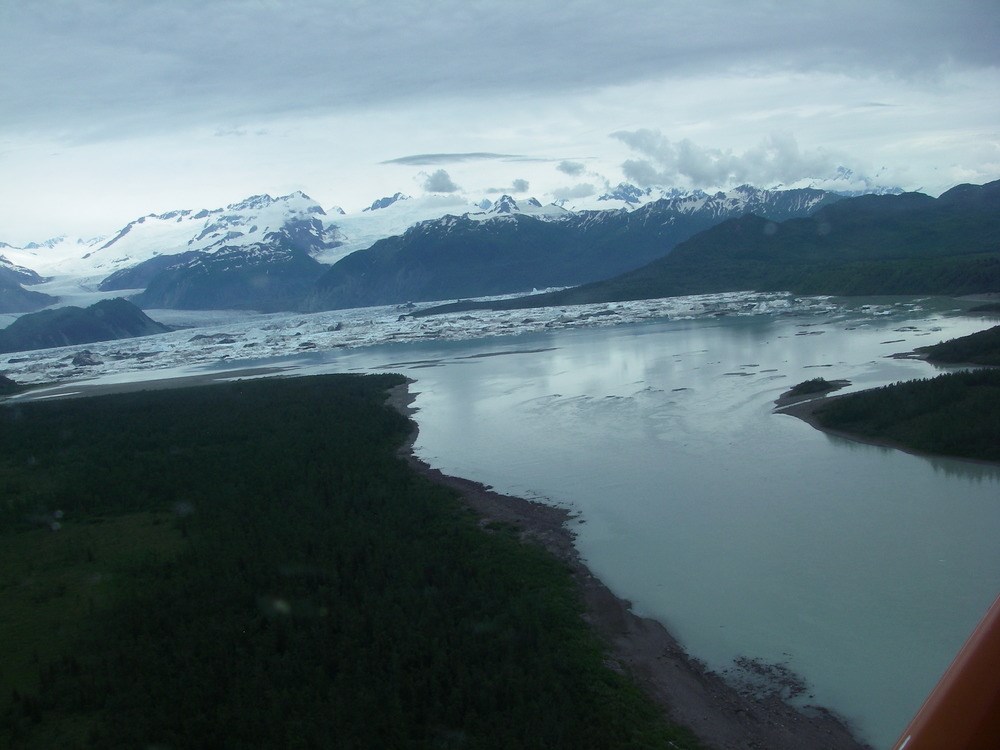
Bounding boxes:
2 0 998 243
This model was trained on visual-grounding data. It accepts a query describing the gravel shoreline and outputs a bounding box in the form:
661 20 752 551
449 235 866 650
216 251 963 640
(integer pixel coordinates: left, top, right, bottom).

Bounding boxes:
388 380 872 750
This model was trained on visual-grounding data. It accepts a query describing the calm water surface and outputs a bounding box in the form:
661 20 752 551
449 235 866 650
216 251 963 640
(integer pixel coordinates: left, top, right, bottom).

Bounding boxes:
323 299 999 749
13 295 995 746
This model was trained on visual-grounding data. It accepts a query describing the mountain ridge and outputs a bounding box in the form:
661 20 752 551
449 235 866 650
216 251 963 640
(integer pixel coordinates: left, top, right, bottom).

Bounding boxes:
412 179 1000 316
0 298 171 353
0 181 916 314
306 185 843 310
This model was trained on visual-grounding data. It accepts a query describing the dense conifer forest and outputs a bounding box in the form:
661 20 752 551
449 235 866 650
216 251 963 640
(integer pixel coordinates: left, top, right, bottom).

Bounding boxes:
916 324 1000 366
0 374 700 748
813 368 1000 462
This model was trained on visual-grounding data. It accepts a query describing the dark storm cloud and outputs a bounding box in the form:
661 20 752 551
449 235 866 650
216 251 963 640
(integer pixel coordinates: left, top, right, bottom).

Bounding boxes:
422 169 460 193
3 1 997 140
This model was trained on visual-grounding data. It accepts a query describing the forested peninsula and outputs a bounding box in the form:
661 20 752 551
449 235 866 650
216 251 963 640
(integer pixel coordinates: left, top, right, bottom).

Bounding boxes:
777 326 1000 464
1 373 874 749
0 374 701 748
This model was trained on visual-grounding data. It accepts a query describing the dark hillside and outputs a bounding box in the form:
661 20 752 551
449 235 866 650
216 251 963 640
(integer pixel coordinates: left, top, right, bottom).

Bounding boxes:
0 298 170 353
307 187 842 310
414 179 1000 316
132 242 327 311
0 272 56 313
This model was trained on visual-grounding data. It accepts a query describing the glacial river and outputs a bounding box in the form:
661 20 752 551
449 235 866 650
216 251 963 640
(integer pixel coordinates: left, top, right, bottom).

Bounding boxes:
12 294 1000 747
323 298 999 748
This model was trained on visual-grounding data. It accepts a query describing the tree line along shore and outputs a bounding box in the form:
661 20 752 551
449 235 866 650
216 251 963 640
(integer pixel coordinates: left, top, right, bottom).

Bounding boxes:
780 323 1000 464
0 373 702 749
3 320 996 747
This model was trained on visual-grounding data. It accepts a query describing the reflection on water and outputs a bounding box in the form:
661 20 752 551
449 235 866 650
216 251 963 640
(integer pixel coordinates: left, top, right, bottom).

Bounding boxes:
339 307 998 749
820 430 1000 481
40 298 986 748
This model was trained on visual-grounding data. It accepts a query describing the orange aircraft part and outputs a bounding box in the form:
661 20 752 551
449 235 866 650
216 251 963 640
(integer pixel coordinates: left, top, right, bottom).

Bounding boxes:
891 593 1000 750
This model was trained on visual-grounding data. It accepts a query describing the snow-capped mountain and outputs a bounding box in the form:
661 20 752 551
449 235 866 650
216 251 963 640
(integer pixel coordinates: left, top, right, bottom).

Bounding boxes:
653 183 836 220
2 237 107 278
0 254 46 285
786 167 904 197
1 191 495 312
599 183 651 205
82 191 338 278
363 192 410 212
1 181 887 314
321 194 490 263
0 183 858 290
471 195 569 219
2 192 336 282
562 182 840 215
0 261 57 313
90 193 349 311
553 183 686 211
307 185 844 310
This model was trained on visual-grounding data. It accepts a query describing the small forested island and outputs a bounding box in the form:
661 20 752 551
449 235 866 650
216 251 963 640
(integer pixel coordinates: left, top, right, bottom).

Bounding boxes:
0 374 701 748
782 377 850 399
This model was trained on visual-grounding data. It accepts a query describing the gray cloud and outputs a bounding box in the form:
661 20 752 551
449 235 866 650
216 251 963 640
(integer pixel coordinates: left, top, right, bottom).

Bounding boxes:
552 183 597 200
422 169 460 193
486 178 530 194
557 161 586 176
214 127 258 138
614 130 846 188
2 1 997 140
383 153 527 166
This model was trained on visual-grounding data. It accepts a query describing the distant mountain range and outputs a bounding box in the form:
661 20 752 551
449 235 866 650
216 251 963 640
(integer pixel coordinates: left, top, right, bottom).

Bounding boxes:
2 178 994 319
105 220 333 312
0 266 54 313
0 250 55 312
305 186 841 310
414 179 1000 316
